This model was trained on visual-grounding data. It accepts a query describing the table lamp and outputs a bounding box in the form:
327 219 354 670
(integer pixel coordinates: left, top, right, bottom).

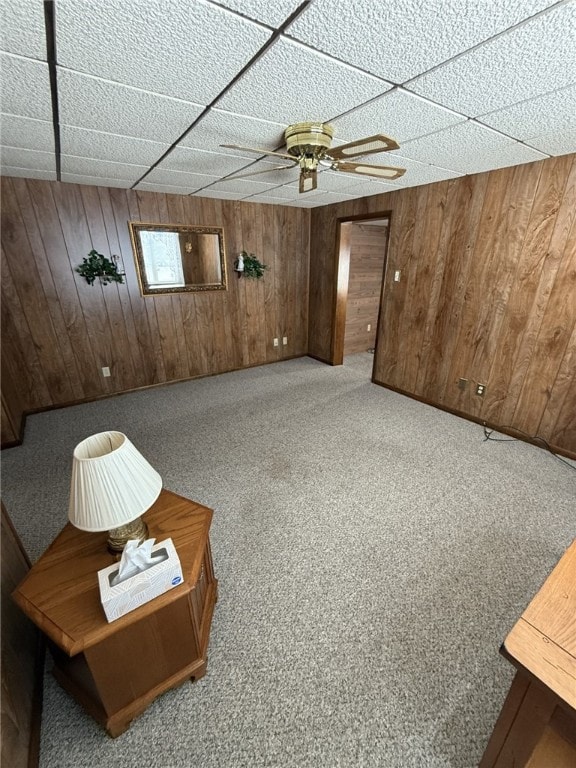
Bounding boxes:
68 431 162 553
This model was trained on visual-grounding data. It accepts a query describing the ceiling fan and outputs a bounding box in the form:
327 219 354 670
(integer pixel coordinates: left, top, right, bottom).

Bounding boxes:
221 121 406 193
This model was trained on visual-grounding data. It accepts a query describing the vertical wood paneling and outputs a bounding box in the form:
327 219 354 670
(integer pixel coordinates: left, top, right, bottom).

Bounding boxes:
309 154 576 455
1 178 310 445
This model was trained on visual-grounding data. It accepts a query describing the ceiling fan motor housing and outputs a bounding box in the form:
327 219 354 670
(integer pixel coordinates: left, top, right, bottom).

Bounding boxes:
284 122 334 159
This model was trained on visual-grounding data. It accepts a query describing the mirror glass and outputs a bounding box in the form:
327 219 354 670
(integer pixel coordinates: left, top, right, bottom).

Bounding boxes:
129 222 227 294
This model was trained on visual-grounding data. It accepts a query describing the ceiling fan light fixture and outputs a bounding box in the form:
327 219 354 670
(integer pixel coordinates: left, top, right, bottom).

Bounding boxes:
284 122 334 158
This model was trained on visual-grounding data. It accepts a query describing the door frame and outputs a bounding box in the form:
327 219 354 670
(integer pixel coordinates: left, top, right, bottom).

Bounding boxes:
331 211 392 366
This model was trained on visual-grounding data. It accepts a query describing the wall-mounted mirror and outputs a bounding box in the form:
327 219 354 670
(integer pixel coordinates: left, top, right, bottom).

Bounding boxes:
129 222 227 295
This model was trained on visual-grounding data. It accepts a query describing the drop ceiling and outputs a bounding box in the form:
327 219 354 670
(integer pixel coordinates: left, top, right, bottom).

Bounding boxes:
1 0 575 208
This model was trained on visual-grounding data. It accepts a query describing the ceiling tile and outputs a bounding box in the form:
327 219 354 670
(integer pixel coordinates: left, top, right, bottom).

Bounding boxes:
57 70 204 143
331 89 466 145
0 114 54 152
476 85 576 140
319 173 398 196
134 182 195 195
1 145 55 171
214 0 306 27
399 121 514 168
142 168 220 191
60 174 132 188
206 177 279 195
437 142 549 174
0 166 56 180
61 155 148 182
179 109 286 155
192 189 248 200
158 146 257 176
0 0 47 60
407 3 576 116
286 0 556 83
524 127 576 157
242 195 290 204
56 0 271 104
60 125 169 166
377 154 462 187
217 37 392 124
0 54 52 121
227 158 300 186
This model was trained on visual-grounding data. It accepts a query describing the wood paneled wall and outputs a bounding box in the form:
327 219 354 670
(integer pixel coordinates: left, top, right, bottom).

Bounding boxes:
1 178 309 441
309 154 576 455
344 223 388 356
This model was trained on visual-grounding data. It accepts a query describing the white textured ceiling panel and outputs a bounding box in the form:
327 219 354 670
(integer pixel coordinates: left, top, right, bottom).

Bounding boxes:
372 154 462 187
157 147 256 177
0 0 47 60
331 89 466 145
318 172 398 196
286 0 556 83
179 109 286 155
217 37 392 123
1 145 55 171
61 155 148 182
214 0 306 28
191 189 248 200
433 141 549 174
60 174 132 188
0 114 54 152
407 2 576 116
60 125 169 166
0 54 52 120
1 165 56 180
57 71 204 143
524 127 576 156
227 158 300 185
399 121 516 167
142 168 220 191
477 85 576 139
56 0 271 104
206 177 279 194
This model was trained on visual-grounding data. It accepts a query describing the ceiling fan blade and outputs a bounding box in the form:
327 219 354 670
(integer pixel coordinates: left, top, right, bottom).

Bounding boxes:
299 169 317 193
328 134 400 160
220 143 295 161
333 161 406 180
224 164 297 182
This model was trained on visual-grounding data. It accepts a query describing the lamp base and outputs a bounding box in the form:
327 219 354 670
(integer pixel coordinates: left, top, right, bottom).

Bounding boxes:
107 517 149 553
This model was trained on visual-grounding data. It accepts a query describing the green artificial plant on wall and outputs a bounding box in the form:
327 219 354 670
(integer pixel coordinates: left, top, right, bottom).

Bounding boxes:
235 250 268 279
76 249 124 286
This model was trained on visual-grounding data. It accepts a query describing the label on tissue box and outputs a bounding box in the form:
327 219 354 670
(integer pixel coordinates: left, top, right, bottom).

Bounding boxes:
98 537 183 622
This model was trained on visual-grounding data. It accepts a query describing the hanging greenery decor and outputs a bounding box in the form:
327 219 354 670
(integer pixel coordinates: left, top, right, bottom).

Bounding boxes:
76 249 124 286
235 250 268 279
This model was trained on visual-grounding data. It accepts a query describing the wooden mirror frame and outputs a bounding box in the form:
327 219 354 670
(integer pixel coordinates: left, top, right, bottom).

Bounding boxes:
129 221 227 295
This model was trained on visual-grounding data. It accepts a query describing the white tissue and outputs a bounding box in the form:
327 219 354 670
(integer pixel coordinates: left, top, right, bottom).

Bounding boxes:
110 538 166 587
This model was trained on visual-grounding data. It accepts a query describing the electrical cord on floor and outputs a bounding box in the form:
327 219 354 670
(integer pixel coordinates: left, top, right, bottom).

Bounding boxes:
482 423 576 472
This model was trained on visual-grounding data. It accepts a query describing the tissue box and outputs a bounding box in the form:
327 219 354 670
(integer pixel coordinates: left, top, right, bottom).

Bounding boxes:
97 538 183 622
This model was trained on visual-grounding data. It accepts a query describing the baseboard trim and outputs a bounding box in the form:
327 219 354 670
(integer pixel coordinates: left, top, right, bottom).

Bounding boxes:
372 379 576 461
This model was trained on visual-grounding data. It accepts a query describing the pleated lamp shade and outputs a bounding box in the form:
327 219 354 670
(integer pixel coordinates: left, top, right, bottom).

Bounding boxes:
69 431 162 532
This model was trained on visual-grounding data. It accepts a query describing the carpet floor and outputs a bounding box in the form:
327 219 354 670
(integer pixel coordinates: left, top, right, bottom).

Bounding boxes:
2 353 575 768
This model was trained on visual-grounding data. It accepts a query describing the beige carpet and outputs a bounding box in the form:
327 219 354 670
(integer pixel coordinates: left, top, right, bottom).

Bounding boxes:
3 353 575 768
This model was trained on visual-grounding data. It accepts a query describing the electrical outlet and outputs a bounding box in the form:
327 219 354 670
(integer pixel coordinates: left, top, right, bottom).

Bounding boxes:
458 378 468 391
367 324 371 332
273 338 279 347
102 366 111 377
282 336 288 346
394 270 401 282
476 383 486 396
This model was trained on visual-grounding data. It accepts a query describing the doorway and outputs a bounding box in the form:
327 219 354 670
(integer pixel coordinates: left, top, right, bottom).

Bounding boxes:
331 213 391 372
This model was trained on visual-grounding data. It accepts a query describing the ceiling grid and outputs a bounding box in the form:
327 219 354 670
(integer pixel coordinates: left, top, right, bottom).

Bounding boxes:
0 0 574 206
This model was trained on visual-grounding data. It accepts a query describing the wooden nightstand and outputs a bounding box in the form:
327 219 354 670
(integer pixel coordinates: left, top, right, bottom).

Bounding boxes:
12 489 218 737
